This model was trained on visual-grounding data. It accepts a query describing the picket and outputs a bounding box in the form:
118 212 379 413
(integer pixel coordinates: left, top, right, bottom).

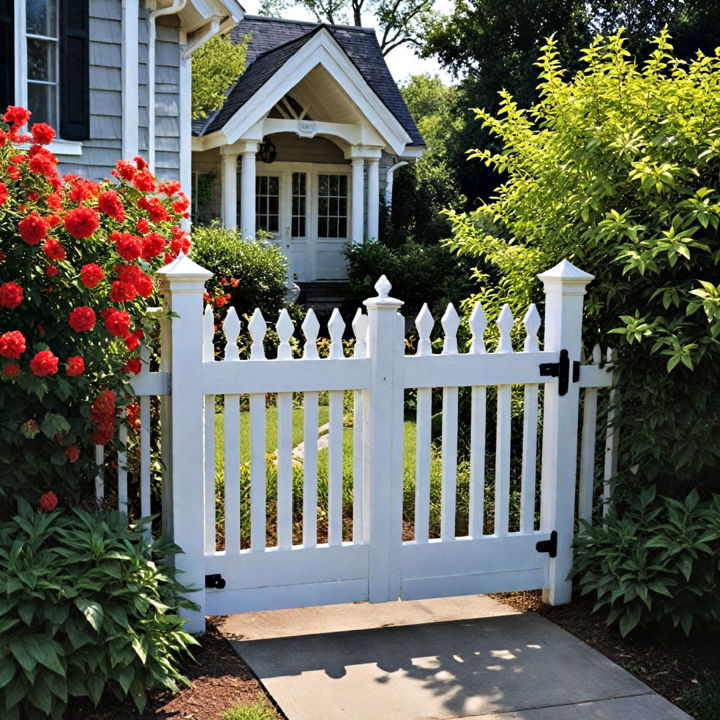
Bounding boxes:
104 256 618 633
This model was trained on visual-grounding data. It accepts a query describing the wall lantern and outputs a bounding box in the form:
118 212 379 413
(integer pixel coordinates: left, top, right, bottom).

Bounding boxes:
258 137 277 164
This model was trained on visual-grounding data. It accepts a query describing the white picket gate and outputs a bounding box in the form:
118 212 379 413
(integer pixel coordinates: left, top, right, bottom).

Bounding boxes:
95 255 616 634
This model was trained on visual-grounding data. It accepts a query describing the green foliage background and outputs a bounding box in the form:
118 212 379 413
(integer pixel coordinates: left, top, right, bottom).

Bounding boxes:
445 31 720 497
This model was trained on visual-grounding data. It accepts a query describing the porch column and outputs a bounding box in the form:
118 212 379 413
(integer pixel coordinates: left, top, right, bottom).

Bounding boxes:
351 157 365 244
221 150 238 229
240 142 258 239
367 157 380 242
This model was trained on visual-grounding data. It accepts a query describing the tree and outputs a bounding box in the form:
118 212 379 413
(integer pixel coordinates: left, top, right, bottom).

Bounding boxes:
388 74 463 245
445 30 720 497
258 0 435 54
191 32 249 120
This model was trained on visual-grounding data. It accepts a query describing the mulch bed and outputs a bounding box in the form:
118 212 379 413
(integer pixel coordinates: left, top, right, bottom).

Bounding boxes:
490 590 720 706
63 617 282 720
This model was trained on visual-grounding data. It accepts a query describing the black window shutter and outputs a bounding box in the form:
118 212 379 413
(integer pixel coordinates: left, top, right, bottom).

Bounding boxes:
0 0 14 112
59 0 89 140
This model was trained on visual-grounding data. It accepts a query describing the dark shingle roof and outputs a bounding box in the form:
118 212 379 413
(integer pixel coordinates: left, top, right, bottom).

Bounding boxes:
192 15 424 146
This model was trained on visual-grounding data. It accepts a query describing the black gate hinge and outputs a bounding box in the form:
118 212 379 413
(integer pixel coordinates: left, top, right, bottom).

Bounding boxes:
539 349 580 396
205 573 226 589
535 531 558 558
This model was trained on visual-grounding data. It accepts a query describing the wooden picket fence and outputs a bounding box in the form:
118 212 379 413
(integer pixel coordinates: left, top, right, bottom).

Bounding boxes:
95 256 616 634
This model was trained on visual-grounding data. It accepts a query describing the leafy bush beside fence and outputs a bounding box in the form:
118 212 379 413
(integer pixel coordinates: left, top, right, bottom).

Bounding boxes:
446 30 720 498
0 502 197 719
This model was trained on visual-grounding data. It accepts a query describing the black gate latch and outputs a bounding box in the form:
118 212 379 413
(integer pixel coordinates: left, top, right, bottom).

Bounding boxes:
539 349 580 396
205 573 226 589
536 531 558 558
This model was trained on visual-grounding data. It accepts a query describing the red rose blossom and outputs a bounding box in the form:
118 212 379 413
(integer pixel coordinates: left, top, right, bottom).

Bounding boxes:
65 445 80 463
2 363 21 377
38 491 58 512
114 232 142 261
46 192 62 210
42 238 66 261
135 273 153 298
97 190 125 222
66 356 85 376
0 331 26 358
136 217 150 233
113 160 135 181
18 212 48 245
31 122 55 145
3 106 31 127
102 308 131 337
46 265 58 277
0 282 23 309
64 206 99 238
80 263 105 289
30 350 59 376
125 334 140 351
132 170 155 193
142 232 165 259
110 280 137 303
68 306 96 333
122 357 142 374
0 182 8 205
68 178 100 204
91 389 117 418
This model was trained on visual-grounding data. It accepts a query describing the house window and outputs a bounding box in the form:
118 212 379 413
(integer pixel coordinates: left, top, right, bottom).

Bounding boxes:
256 176 280 233
291 172 306 238
26 0 59 127
317 174 348 239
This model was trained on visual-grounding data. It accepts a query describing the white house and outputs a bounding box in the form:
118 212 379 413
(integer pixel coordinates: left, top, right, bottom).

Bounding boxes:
192 16 425 283
1 0 244 194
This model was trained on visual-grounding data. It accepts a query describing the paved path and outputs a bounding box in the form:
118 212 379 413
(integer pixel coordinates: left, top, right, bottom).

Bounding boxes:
219 596 691 720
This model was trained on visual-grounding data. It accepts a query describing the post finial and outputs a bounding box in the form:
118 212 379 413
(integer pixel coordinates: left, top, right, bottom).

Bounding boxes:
375 275 392 298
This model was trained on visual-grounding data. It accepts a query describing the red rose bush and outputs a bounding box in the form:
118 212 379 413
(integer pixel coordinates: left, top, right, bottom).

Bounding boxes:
0 106 191 510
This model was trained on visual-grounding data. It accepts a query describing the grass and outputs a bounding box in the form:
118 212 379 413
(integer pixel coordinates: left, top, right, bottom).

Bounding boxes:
208 392 526 549
678 675 720 720
220 700 278 720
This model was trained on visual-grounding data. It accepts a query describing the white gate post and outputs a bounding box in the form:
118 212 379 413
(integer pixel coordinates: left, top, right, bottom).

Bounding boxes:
157 253 213 634
538 260 594 605
363 276 404 603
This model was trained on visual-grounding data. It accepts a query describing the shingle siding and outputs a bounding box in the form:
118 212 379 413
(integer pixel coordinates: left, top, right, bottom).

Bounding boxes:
56 0 183 183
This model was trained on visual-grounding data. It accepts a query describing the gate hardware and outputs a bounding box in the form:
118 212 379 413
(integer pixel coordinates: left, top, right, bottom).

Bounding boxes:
539 350 580 396
205 573 226 589
535 531 558 558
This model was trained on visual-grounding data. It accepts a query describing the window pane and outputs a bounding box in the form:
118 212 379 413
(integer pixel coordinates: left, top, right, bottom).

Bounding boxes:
339 176 347 195
338 218 347 238
27 83 56 126
319 176 328 195
27 0 57 37
298 218 305 237
269 177 279 195
27 38 57 81
269 216 279 232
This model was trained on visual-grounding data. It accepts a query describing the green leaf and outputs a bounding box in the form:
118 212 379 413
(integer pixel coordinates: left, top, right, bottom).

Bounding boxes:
74 598 104 632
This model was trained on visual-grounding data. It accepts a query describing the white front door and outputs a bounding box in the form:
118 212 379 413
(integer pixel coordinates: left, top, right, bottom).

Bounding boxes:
256 166 351 282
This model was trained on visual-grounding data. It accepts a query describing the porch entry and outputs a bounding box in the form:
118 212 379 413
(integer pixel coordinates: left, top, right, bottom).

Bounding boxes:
255 165 351 282
98 256 617 634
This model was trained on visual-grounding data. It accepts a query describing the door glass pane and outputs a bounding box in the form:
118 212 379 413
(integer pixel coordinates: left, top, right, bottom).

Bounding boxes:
256 175 280 234
291 172 307 239
317 174 349 239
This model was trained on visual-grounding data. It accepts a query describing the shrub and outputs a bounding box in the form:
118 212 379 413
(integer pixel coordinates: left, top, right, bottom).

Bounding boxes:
344 239 481 321
0 107 190 515
445 30 720 497
0 501 198 719
191 221 288 321
571 487 720 638
221 700 278 720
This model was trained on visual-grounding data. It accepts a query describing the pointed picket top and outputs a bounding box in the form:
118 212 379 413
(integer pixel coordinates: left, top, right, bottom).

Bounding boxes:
496 304 515 353
469 302 487 354
276 309 295 360
537 259 594 295
523 304 541 352
415 303 434 356
352 309 368 358
223 306 241 361
328 308 346 359
302 309 320 359
157 251 213 281
248 308 267 360
375 275 392 298
202 305 215 362
441 303 460 355
592 343 602 364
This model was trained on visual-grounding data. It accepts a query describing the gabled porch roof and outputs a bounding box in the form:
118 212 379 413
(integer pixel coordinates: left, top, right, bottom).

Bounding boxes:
192 15 424 157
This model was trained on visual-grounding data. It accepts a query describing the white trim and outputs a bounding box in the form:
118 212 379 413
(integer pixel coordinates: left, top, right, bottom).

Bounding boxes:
400 146 425 160
384 161 407 207
122 0 140 159
179 51 192 230
14 0 28 109
46 137 83 156
218 29 412 155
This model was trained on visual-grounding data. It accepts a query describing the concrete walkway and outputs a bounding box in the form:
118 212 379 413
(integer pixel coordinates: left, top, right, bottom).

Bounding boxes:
218 596 691 720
